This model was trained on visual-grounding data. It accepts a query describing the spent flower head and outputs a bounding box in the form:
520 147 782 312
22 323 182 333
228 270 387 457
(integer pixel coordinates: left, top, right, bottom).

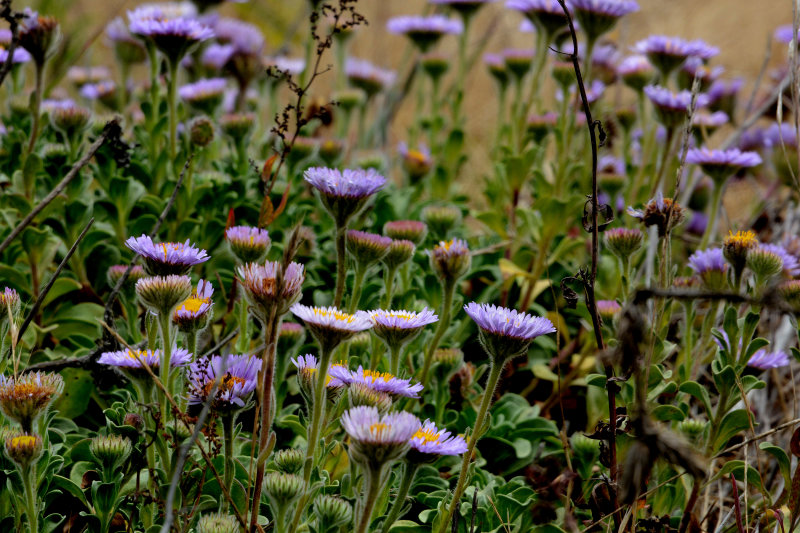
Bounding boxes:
429 239 471 281
0 372 63 432
237 261 305 317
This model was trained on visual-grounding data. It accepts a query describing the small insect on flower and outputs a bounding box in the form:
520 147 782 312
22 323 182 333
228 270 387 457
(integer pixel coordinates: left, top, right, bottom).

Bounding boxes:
341 406 421 465
0 372 63 433
188 354 261 409
464 302 556 364
406 419 468 463
173 279 214 333
125 235 209 276
330 365 425 399
429 238 471 281
386 15 463 52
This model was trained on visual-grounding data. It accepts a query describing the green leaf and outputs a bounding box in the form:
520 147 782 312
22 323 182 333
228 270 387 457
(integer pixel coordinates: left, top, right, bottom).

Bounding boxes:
652 404 685 422
52 368 95 419
679 381 713 414
760 442 791 489
712 409 753 453
50 475 89 509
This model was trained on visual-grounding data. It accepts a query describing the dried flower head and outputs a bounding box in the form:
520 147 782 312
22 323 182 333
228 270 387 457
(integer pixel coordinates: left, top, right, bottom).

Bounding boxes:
0 372 63 432
627 192 686 237
237 261 305 317
429 239 471 281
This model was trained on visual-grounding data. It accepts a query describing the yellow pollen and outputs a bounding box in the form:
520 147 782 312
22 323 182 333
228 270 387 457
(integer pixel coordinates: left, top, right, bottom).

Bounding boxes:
10 435 36 448
370 422 391 436
203 375 246 396
726 230 757 248
176 296 208 315
362 370 394 383
158 242 183 260
125 349 148 360
313 309 355 322
413 428 441 444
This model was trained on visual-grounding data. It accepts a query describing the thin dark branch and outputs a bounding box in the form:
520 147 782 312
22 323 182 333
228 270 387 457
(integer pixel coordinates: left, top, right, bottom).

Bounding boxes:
0 118 121 256
17 218 94 340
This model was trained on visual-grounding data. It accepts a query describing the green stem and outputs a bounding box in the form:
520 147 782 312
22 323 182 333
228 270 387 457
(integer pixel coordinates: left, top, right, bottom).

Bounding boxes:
451 15 470 124
21 464 38 533
348 265 367 314
382 463 420 533
167 59 178 165
355 465 383 533
382 265 398 309
699 182 724 250
418 278 455 386
437 361 504 533
334 225 348 309
157 313 173 424
221 412 235 513
389 344 402 376
236 297 250 353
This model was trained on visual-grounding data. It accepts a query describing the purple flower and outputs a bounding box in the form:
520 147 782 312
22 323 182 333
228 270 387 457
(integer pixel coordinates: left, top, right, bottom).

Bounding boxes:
213 17 264 54
688 247 727 275
558 80 606 105
179 77 227 104
506 0 570 37
707 78 743 108
345 58 396 96
173 279 213 331
237 261 305 316
369 308 438 352
387 15 463 50
686 211 708 236
568 0 638 40
0 46 31 64
98 347 192 371
633 35 719 74
128 5 213 61
291 354 346 389
188 354 261 407
465 302 556 341
596 300 621 319
125 235 209 276
201 43 234 69
748 348 791 370
408 419 468 459
341 406 421 463
291 305 373 333
763 122 798 149
644 85 709 127
304 167 386 200
598 155 625 176
775 24 799 45
618 54 653 82
225 225 271 263
429 239 471 280
79 81 116 101
266 56 306 76
329 365 424 398
686 148 762 182
692 111 729 129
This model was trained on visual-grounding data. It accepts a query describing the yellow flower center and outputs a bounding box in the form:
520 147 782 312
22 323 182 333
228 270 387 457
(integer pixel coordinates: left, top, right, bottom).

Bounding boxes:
406 150 428 164
125 349 149 361
176 296 208 315
10 435 36 448
370 422 391 437
413 428 441 444
725 230 758 248
361 370 394 383
313 308 356 322
158 242 184 260
203 375 246 397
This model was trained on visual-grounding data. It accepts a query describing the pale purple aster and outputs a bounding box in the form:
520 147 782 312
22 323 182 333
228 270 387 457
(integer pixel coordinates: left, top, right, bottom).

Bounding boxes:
345 57 396 96
42 99 77 113
79 81 116 101
0 46 31 64
596 299 621 318
506 0 571 37
568 0 638 40
304 167 387 199
179 77 227 102
558 80 605 105
738 129 767 151
0 29 10 45
225 225 270 262
98 347 192 370
633 35 719 61
106 17 133 42
340 406 421 450
484 52 505 69
761 244 800 277
174 278 213 321
681 56 723 82
125 235 209 276
686 211 708 236
291 354 346 388
369 308 439 347
128 6 214 60
519 19 536 32
331 366 424 398
387 15 463 37
591 43 620 70
688 248 727 275
686 148 762 181
429 238 471 280
202 43 235 69
408 419 468 458
775 24 799 45
692 111 729 129
644 85 710 113
763 122 798 149
212 17 264 54
188 354 261 407
290 304 374 334
707 78 744 104
618 54 653 78
598 155 625 176
127 2 198 22
266 56 306 76
747 348 791 370
464 302 556 340
67 66 112 85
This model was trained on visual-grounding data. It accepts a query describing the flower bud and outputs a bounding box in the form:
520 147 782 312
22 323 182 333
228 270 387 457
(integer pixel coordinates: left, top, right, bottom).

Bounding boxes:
189 116 215 147
135 275 192 316
347 332 371 363
382 239 416 271
423 206 461 241
332 88 365 112
384 220 428 246
571 433 600 460
596 300 621 321
196 513 238 533
421 52 449 80
123 413 144 431
4 432 43 468
605 228 644 260
746 247 783 282
263 472 303 509
50 104 90 140
273 448 305 474
319 139 344 165
220 112 254 142
346 230 392 268
90 434 132 470
348 382 393 413
677 419 706 444
432 347 463 385
107 265 146 290
313 495 353 531
0 372 63 433
429 239 471 281
225 226 271 264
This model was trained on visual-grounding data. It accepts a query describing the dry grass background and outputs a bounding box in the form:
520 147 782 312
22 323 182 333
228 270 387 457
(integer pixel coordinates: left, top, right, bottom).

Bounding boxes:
42 0 793 190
